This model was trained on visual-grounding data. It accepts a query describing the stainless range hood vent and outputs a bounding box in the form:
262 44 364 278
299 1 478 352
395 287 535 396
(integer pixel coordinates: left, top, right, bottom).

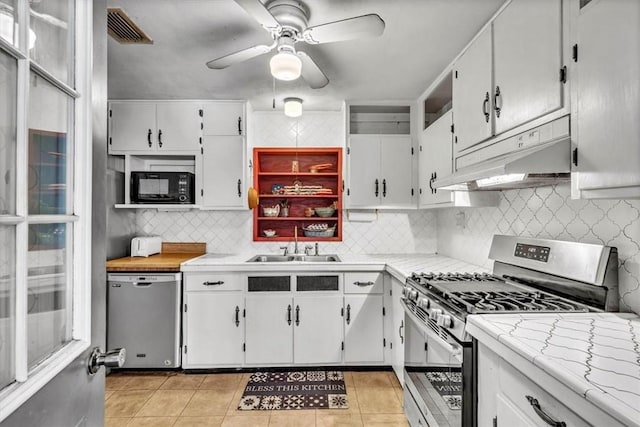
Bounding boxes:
107 8 153 44
434 116 572 191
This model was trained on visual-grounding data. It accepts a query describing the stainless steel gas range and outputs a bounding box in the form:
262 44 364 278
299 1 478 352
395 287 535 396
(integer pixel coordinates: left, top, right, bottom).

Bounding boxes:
401 235 619 427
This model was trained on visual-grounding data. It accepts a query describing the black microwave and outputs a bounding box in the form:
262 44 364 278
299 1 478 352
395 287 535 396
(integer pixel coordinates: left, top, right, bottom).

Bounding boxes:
131 171 195 204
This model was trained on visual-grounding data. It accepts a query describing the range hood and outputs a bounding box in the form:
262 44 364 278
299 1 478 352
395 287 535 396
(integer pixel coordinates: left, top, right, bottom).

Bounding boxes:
434 117 572 191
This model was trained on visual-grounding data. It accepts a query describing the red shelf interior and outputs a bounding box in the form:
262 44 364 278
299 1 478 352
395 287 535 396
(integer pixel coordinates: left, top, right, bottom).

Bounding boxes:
253 148 342 242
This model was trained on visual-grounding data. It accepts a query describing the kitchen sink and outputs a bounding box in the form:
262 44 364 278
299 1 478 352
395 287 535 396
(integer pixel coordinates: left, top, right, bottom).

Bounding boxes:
246 254 341 263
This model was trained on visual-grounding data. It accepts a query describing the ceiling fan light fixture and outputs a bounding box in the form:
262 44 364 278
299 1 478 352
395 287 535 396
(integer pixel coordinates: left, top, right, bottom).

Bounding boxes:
270 50 302 81
284 97 303 117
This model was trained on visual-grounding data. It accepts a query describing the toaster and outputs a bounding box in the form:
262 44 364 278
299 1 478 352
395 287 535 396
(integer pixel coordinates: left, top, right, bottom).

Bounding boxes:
130 236 162 257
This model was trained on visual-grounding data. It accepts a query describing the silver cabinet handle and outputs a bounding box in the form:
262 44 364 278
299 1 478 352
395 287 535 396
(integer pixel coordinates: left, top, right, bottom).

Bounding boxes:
526 396 566 427
354 281 374 287
203 280 224 286
88 347 126 375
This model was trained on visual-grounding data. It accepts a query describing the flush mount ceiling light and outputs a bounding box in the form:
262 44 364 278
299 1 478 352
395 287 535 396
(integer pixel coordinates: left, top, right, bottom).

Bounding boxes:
269 39 302 81
284 97 303 117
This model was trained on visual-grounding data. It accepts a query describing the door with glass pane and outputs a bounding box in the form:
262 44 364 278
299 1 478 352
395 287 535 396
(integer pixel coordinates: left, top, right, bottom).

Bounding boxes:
0 0 106 425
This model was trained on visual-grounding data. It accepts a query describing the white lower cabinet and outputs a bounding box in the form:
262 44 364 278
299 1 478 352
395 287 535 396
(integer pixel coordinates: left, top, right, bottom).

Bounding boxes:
344 295 384 363
294 296 344 364
244 295 293 365
386 276 405 383
183 292 244 368
477 342 623 427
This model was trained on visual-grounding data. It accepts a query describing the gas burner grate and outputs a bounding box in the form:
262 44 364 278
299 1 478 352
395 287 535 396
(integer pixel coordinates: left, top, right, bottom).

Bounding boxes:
452 290 589 313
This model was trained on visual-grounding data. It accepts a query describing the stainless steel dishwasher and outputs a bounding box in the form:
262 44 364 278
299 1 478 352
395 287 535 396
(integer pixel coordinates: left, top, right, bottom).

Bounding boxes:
107 273 181 368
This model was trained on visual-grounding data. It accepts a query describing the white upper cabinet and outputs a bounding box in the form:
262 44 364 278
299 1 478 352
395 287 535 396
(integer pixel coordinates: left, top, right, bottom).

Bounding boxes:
419 111 454 207
452 0 565 156
492 0 563 135
452 26 493 152
573 0 640 199
347 135 414 209
108 101 202 154
202 102 245 136
199 136 245 209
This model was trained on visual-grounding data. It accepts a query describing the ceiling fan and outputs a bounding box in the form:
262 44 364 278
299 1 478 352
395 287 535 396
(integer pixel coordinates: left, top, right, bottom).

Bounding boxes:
206 0 385 89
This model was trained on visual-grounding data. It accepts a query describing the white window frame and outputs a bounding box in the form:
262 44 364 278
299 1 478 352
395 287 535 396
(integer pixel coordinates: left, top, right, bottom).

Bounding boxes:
0 0 93 421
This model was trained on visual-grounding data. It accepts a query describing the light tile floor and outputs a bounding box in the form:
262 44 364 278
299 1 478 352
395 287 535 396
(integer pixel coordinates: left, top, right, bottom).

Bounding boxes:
105 371 407 426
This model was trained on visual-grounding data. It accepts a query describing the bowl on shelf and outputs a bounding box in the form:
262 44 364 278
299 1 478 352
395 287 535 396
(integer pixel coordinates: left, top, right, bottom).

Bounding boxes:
262 205 280 217
314 206 336 217
303 224 336 237
263 229 277 237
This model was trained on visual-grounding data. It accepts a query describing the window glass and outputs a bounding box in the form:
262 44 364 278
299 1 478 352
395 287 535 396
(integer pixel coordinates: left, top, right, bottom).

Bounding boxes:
29 0 74 85
27 222 71 369
0 1 17 47
0 51 17 216
0 225 16 389
28 72 72 216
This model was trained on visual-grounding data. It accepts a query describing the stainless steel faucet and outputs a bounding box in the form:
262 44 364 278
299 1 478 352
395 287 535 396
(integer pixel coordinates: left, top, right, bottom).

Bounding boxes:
280 246 289 256
314 242 319 256
304 245 313 256
293 226 299 254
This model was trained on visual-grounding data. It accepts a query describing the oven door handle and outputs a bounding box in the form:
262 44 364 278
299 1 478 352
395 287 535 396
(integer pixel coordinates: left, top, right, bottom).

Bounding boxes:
401 298 462 358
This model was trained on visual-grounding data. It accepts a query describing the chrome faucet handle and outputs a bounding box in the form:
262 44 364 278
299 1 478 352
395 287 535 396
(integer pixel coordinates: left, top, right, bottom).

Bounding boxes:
304 245 313 256
314 242 319 256
280 246 289 256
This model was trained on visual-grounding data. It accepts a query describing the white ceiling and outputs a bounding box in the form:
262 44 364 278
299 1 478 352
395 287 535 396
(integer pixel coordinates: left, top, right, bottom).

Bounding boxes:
106 0 504 111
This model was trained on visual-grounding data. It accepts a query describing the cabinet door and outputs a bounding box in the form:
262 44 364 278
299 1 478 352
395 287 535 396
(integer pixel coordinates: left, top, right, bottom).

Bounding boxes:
575 0 640 196
380 135 414 207
183 293 244 367
201 136 245 208
493 0 563 135
347 135 381 208
155 103 202 152
344 295 384 363
108 102 156 152
419 111 453 207
452 26 493 153
390 278 405 384
245 295 293 365
202 102 244 136
293 296 343 364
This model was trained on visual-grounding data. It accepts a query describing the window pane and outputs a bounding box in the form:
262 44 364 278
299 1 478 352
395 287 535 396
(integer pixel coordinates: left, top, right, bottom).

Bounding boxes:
0 1 17 47
29 0 74 85
0 225 16 389
27 223 71 369
28 72 72 215
0 51 17 216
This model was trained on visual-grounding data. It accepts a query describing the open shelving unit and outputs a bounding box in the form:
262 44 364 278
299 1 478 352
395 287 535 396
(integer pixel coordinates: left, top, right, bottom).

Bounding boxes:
253 147 343 242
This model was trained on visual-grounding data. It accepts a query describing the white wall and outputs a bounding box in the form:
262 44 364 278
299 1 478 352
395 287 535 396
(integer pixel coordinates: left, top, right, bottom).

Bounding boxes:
437 184 640 315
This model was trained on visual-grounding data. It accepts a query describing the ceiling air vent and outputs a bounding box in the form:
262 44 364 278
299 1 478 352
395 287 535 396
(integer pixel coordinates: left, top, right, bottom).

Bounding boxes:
107 7 153 44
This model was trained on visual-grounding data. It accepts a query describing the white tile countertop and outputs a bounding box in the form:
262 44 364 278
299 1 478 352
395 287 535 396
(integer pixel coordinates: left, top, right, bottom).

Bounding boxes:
467 313 640 427
180 253 487 282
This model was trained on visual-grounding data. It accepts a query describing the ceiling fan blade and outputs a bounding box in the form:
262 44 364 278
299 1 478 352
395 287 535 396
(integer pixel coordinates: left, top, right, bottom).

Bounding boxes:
206 44 274 69
297 51 329 89
234 0 280 31
302 14 385 45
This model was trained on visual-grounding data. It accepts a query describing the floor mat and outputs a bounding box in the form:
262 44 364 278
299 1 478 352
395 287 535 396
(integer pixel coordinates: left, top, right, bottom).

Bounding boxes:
238 370 349 410
424 368 462 410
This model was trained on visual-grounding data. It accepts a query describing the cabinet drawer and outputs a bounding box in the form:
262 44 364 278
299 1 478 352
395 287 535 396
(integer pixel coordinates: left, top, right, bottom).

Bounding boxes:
498 361 592 427
344 272 383 294
184 273 241 291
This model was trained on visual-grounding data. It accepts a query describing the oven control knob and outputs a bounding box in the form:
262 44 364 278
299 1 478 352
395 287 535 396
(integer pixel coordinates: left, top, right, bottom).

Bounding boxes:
437 314 454 328
409 290 418 301
429 308 442 320
417 297 430 310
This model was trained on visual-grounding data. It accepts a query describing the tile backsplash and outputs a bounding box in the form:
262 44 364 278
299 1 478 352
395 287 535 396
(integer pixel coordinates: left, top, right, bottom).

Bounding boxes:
437 184 640 314
137 209 438 255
